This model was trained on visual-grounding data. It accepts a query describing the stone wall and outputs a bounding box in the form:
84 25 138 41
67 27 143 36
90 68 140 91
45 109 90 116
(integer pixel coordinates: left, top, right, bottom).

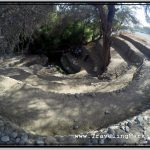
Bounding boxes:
0 4 54 55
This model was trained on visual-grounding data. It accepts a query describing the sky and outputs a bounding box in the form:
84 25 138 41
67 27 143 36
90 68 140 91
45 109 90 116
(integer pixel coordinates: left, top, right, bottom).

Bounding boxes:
135 6 150 27
56 4 150 28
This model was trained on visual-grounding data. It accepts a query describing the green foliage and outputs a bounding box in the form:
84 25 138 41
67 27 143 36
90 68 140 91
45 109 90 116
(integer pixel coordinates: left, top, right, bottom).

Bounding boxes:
28 15 94 57
14 5 142 57
113 5 139 32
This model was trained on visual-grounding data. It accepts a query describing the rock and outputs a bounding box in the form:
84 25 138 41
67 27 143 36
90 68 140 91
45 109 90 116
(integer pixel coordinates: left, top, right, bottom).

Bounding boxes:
20 134 28 143
104 137 112 144
0 120 4 126
120 125 125 131
29 64 43 73
65 135 77 144
91 93 96 97
4 127 13 135
36 138 45 145
91 138 98 145
26 138 35 145
11 132 18 138
55 135 77 145
114 128 125 137
125 126 130 133
75 94 80 99
142 140 148 145
143 126 150 138
80 93 84 96
73 125 79 130
55 136 65 143
104 110 111 115
16 138 21 143
0 126 4 132
45 136 57 145
99 138 105 144
1 136 10 142
143 116 150 121
136 116 144 125
78 138 91 145
107 128 115 135
127 121 133 128
108 138 126 145
147 139 150 144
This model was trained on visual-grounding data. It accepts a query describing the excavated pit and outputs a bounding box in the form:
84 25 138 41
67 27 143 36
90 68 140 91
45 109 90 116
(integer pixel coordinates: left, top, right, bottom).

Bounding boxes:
0 34 149 136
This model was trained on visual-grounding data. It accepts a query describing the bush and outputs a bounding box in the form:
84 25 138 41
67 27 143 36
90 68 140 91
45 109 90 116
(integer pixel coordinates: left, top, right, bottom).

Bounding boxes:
14 12 94 66
28 19 93 53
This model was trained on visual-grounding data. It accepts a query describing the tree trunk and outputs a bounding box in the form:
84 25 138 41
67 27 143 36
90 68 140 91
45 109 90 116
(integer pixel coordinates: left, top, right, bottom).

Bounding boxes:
96 5 115 74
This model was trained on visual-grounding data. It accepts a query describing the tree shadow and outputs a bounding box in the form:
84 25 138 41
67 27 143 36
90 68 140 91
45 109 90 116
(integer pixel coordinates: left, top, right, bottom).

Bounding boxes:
0 71 149 136
0 68 31 81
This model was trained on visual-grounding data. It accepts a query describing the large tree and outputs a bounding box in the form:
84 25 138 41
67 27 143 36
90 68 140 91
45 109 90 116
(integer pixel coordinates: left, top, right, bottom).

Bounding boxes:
95 5 115 73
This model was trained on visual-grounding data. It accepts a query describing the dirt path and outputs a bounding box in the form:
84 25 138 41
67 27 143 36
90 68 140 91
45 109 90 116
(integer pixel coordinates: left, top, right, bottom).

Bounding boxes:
0 34 149 137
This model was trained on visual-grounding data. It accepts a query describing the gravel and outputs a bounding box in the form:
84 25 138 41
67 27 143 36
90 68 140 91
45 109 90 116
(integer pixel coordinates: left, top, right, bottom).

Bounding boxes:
107 128 115 135
1 136 10 142
11 132 18 139
35 138 45 145
0 110 150 145
45 136 57 145
15 138 21 144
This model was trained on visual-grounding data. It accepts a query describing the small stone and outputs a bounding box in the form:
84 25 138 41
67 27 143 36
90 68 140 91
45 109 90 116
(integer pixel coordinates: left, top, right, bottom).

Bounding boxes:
55 136 65 143
21 134 28 143
1 136 10 142
104 137 112 144
107 128 115 135
120 125 125 131
143 116 149 121
104 110 111 115
36 138 44 145
99 138 105 144
0 120 4 126
73 125 79 130
142 140 148 144
0 126 5 132
45 136 57 145
143 126 150 138
136 116 144 125
16 138 21 143
125 126 130 133
147 139 150 144
78 138 91 145
91 138 98 145
19 140 26 145
11 132 18 139
91 93 96 97
127 121 133 128
26 138 34 145
75 94 80 99
65 135 77 144
146 136 150 141
79 93 84 97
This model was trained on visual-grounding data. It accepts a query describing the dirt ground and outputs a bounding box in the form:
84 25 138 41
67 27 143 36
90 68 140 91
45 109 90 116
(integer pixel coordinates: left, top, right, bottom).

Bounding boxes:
0 33 149 136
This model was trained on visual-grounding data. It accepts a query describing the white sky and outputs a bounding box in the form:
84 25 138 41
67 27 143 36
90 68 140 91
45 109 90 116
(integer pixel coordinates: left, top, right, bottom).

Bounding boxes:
135 6 150 27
